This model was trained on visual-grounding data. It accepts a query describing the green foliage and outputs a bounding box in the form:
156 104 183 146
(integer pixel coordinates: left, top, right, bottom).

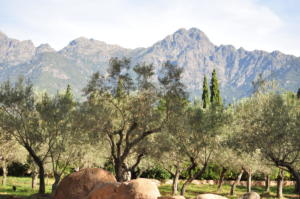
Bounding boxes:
7 162 29 177
140 167 171 180
201 164 223 180
82 57 166 181
103 160 115 174
1 58 300 197
210 69 222 106
297 88 300 99
202 75 210 109
133 63 155 90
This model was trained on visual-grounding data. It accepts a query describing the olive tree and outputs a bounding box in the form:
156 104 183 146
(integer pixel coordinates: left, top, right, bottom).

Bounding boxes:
212 148 236 192
36 86 81 193
81 58 184 181
179 104 230 195
234 92 300 194
0 79 50 193
156 60 189 195
155 111 189 195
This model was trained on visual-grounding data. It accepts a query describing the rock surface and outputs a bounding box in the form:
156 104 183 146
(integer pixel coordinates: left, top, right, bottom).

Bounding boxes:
158 196 185 199
54 168 116 199
195 194 228 199
86 178 161 199
239 192 260 199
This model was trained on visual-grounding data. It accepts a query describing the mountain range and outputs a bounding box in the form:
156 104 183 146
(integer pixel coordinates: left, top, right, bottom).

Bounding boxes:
0 28 299 102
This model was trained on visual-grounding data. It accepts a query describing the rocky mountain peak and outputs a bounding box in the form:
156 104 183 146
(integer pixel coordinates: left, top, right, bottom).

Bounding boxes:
60 36 129 61
0 33 35 65
64 36 123 51
175 28 210 42
36 44 55 54
0 29 299 102
68 37 90 46
0 31 7 40
151 28 214 53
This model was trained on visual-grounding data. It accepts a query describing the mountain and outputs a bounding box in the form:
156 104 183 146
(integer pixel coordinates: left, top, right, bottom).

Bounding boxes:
0 28 299 102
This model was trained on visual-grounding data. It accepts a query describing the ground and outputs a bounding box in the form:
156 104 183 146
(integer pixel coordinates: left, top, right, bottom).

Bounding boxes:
0 177 298 199
0 177 53 198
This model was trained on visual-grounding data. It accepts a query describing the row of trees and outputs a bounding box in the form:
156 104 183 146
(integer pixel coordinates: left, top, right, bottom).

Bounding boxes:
0 57 299 198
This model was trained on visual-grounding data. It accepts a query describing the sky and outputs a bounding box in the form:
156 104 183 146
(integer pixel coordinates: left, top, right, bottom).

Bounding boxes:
0 0 299 56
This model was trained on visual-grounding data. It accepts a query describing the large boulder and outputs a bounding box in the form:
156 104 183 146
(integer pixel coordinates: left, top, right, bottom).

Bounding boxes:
158 196 185 199
54 168 117 199
239 192 260 199
196 194 228 199
86 178 161 199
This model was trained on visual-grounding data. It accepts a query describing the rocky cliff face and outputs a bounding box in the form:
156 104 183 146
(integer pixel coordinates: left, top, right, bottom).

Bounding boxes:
0 28 299 102
0 31 36 67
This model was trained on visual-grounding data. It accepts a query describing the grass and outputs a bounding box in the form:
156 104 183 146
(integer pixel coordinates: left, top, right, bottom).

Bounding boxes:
0 176 53 198
159 183 299 199
0 177 299 199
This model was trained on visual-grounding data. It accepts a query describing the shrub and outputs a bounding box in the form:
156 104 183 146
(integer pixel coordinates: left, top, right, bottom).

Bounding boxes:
140 167 171 180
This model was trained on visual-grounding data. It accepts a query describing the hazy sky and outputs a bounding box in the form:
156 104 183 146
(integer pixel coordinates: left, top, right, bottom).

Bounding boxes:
0 0 299 56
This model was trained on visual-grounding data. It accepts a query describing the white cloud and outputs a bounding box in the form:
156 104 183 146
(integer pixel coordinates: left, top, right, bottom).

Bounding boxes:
1 0 299 55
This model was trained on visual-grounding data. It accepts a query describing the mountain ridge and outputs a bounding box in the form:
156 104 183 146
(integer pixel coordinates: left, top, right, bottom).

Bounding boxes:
0 28 299 102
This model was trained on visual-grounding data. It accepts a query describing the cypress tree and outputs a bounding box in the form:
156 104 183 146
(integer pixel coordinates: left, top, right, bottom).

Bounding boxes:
210 69 222 106
297 88 300 99
202 75 210 108
65 84 72 98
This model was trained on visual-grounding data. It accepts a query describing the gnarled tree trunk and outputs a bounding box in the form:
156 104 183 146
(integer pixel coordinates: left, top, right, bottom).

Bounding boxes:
51 172 61 194
274 160 300 195
217 167 227 192
180 163 207 196
114 160 123 182
172 167 180 195
277 169 284 198
286 166 300 195
31 170 38 189
246 170 252 192
265 174 270 192
1 160 7 186
24 144 46 194
230 170 244 196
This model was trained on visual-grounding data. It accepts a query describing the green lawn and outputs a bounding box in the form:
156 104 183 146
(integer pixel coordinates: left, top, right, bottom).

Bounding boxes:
0 176 298 199
159 183 298 199
0 176 53 198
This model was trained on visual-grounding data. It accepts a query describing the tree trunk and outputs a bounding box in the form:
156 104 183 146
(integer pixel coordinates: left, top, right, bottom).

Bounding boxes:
265 174 270 192
172 168 180 195
38 164 46 194
24 144 46 194
294 181 300 195
217 167 227 192
286 165 300 195
1 160 7 186
277 169 284 198
114 159 124 182
180 163 207 196
31 170 38 189
230 170 244 196
51 172 61 194
130 169 140 179
271 158 300 195
246 170 252 192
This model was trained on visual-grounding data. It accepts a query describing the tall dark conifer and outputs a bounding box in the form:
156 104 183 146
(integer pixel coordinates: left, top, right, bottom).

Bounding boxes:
297 88 300 99
210 69 222 106
202 75 210 108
